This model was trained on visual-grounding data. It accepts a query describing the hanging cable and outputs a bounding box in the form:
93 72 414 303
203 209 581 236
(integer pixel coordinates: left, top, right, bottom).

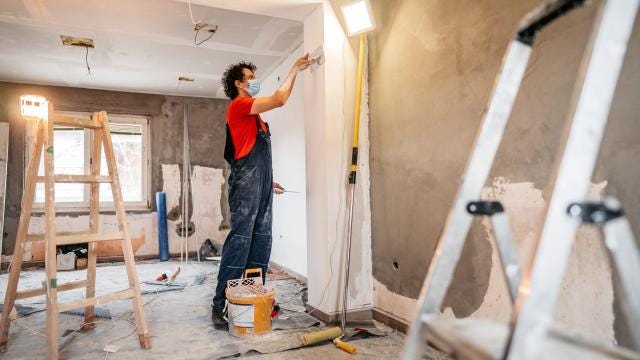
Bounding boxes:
187 0 201 26
194 28 215 46
85 46 91 75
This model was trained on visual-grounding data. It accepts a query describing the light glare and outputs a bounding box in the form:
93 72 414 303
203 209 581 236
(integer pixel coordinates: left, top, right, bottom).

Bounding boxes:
341 0 376 36
20 95 48 120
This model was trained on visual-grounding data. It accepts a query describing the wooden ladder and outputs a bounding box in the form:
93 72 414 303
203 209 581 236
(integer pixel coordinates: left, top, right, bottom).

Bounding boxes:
0 104 151 359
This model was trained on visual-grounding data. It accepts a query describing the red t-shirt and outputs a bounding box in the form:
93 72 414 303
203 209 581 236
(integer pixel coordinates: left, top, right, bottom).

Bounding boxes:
226 97 268 160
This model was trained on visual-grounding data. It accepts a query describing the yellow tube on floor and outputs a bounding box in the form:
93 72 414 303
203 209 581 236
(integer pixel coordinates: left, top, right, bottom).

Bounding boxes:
300 327 342 346
334 338 357 354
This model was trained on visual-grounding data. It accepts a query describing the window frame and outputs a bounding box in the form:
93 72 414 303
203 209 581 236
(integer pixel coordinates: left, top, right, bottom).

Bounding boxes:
26 111 151 212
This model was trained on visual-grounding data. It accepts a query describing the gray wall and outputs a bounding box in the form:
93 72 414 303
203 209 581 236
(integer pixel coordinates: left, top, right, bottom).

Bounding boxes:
0 81 229 255
368 0 639 344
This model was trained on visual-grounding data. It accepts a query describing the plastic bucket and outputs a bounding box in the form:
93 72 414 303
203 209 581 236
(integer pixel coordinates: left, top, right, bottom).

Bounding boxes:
226 269 275 336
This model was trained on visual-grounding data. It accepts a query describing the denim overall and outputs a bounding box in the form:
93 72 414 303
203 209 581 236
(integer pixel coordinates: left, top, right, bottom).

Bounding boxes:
213 120 273 310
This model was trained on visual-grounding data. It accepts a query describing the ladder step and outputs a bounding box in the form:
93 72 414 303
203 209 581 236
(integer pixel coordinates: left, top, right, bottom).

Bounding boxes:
57 288 135 313
27 231 93 243
424 318 640 360
53 115 101 129
36 175 112 183
16 280 88 300
57 232 124 246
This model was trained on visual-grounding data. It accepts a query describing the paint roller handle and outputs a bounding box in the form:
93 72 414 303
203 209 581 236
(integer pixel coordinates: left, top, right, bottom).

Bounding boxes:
334 338 357 354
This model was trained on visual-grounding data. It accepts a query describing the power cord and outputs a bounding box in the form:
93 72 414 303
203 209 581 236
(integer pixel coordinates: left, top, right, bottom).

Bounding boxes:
85 46 91 75
187 0 201 26
194 29 215 46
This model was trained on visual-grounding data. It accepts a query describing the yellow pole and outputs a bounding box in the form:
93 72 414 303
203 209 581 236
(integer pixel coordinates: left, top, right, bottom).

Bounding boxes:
342 32 366 336
348 32 366 184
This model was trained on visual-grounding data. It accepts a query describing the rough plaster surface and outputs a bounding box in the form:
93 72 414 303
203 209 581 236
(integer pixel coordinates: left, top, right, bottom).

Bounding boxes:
374 179 616 344
191 165 227 246
162 163 184 255
469 179 615 343
368 0 639 344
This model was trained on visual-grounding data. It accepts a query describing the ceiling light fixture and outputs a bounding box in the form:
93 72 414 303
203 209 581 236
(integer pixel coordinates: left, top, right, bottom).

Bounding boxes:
60 35 94 48
61 35 94 75
194 23 218 46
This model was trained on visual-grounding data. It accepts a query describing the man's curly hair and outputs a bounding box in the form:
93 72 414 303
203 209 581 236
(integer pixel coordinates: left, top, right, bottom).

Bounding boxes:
222 62 257 100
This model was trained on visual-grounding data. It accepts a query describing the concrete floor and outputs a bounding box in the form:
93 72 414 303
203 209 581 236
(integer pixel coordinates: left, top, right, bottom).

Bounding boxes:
0 260 408 359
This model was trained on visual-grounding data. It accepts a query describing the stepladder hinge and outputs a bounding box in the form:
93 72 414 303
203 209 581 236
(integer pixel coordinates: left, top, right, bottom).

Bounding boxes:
467 201 504 216
567 199 624 225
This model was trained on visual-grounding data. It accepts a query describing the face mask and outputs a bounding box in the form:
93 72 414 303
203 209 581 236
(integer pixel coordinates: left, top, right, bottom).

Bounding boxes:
245 79 260 97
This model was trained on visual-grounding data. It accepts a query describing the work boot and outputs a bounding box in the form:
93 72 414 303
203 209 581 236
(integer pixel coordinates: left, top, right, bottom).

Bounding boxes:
212 307 228 330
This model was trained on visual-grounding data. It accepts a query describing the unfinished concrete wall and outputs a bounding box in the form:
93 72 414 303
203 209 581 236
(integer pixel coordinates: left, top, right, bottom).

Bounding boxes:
368 0 640 345
0 81 229 259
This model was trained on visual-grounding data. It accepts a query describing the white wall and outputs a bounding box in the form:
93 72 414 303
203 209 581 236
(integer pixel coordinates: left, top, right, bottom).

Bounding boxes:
259 45 309 278
302 2 373 316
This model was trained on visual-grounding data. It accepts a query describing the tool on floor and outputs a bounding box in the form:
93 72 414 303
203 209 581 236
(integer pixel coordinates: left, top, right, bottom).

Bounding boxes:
226 268 275 336
300 326 342 346
169 266 181 282
0 104 151 359
298 326 357 354
402 0 640 359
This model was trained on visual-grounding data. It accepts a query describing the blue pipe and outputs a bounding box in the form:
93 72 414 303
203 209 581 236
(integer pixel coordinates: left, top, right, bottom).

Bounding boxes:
156 192 170 261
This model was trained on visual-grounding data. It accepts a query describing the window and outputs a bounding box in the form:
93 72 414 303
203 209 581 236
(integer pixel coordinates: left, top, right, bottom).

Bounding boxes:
29 112 150 210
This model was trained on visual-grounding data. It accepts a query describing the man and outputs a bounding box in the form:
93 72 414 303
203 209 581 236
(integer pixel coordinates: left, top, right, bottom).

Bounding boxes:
212 55 310 330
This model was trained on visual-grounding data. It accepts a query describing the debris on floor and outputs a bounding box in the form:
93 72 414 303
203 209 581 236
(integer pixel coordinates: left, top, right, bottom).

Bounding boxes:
0 260 407 359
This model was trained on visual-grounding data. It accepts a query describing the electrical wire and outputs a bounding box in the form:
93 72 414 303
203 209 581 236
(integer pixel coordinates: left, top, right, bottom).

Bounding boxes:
85 46 91 75
187 0 200 26
194 29 215 46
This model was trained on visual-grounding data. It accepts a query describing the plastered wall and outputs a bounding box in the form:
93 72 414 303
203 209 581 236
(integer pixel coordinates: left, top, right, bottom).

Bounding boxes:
303 2 374 316
0 82 230 260
368 0 639 346
260 44 309 278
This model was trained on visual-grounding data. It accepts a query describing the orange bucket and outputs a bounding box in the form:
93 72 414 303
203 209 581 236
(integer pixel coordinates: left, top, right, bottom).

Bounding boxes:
225 268 275 336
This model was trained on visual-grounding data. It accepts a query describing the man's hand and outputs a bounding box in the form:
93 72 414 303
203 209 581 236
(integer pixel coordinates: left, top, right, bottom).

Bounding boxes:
273 182 285 195
293 54 311 72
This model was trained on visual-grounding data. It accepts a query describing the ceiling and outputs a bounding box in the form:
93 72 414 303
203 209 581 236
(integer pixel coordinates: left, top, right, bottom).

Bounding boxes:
0 0 313 98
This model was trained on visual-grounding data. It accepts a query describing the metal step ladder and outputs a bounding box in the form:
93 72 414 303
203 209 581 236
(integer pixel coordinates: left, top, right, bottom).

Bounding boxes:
0 103 151 359
402 0 640 358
